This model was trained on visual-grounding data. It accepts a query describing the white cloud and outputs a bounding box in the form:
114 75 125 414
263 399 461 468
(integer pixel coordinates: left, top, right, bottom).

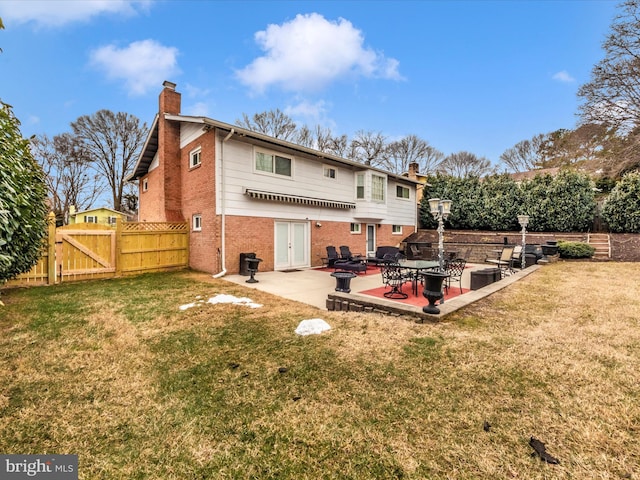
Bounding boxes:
552 70 575 83
89 40 180 96
285 99 329 122
0 0 151 28
236 13 403 94
185 102 210 117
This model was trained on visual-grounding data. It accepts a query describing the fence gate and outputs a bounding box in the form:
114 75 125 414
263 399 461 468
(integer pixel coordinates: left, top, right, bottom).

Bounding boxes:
55 224 116 282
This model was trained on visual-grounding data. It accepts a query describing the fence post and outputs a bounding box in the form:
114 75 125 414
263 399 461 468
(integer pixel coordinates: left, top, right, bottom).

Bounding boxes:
115 217 123 277
47 212 56 285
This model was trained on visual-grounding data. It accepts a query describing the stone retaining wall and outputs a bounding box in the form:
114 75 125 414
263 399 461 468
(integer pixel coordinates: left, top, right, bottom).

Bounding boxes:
403 230 640 262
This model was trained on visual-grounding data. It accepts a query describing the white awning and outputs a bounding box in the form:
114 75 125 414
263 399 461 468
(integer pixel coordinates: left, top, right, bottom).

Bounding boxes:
244 188 356 209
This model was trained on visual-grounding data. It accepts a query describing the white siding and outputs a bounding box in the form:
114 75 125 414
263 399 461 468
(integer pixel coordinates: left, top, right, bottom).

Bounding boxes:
216 133 416 225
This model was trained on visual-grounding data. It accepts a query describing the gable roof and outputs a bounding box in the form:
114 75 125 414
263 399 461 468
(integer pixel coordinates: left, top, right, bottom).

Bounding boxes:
71 207 126 216
129 114 420 186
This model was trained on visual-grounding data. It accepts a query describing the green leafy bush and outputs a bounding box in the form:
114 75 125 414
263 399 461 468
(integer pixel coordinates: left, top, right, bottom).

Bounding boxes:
557 241 595 259
602 172 640 233
419 170 597 232
0 101 48 283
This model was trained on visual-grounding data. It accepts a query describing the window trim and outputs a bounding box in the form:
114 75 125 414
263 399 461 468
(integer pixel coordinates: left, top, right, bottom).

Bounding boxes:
254 147 293 178
189 147 202 169
323 165 337 180
192 214 202 232
396 185 410 200
392 225 403 235
107 216 118 225
356 173 365 199
371 174 386 202
142 178 148 192
84 215 98 223
350 222 361 234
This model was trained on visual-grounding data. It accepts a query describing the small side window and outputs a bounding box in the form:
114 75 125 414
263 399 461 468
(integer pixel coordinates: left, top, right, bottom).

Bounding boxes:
192 214 202 232
392 225 402 235
350 223 361 234
190 148 202 168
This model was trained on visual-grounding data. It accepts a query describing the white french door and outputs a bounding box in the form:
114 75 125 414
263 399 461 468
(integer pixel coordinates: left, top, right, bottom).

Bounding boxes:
274 221 309 270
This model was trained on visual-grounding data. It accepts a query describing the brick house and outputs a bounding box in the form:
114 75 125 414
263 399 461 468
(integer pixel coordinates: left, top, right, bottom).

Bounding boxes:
129 81 419 275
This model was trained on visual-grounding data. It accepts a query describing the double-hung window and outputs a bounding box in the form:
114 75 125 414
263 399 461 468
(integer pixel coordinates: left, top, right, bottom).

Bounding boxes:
255 150 292 177
356 174 365 199
371 175 385 202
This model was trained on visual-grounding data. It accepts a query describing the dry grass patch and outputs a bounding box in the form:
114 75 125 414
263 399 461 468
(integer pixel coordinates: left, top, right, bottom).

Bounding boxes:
1 264 639 479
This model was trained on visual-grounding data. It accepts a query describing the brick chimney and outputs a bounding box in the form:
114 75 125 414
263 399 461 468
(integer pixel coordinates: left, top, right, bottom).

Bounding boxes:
408 162 419 180
158 81 183 221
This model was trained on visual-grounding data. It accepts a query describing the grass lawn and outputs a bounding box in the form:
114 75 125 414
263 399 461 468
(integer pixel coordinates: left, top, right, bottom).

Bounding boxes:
1 262 639 479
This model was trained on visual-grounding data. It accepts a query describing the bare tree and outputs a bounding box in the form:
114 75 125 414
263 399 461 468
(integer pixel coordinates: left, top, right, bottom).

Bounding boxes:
236 109 297 141
70 110 147 212
386 134 444 174
439 151 493 178
498 134 546 172
578 0 640 130
349 130 388 167
31 133 103 223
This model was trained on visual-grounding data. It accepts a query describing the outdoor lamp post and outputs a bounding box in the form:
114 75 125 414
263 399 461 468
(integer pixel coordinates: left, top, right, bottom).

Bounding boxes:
517 214 529 271
428 198 452 272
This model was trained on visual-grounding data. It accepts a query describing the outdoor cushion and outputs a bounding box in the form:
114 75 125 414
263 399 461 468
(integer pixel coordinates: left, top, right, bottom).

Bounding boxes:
367 246 400 265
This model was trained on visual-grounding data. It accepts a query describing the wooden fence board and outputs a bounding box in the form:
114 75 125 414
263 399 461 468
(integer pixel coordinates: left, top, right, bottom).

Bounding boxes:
4 216 189 287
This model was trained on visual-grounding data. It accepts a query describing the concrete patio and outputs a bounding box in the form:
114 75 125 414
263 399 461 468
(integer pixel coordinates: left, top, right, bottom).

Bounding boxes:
222 263 541 321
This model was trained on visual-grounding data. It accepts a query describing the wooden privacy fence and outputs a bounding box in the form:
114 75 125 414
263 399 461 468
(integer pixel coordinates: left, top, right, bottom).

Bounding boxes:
5 213 189 287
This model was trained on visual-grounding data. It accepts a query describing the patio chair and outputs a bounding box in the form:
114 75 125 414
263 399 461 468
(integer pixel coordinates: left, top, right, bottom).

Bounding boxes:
444 258 466 294
380 262 408 299
339 245 362 261
486 245 515 277
323 246 341 267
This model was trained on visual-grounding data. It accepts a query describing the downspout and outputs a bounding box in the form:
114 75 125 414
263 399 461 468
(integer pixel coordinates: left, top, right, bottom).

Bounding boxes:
212 128 235 278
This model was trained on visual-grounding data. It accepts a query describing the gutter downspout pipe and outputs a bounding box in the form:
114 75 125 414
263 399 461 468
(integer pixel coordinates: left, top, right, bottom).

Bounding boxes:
212 128 235 278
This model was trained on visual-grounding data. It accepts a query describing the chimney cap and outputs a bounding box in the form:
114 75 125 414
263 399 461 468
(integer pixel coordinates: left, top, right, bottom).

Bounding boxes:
162 80 177 90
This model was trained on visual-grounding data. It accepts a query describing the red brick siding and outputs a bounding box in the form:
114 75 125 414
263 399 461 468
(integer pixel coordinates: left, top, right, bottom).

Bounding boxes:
181 130 218 273
138 168 165 222
225 216 274 274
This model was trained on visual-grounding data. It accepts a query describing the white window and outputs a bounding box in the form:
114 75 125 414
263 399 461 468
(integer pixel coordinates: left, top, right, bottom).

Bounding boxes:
396 185 410 199
323 165 337 179
356 174 365 199
142 178 148 192
190 147 201 168
392 225 403 235
255 149 292 177
84 215 97 223
108 216 118 225
350 223 361 234
192 214 202 232
372 175 385 201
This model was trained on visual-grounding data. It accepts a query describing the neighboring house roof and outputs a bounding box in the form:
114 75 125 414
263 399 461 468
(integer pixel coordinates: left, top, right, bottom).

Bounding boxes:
129 114 420 186
509 167 560 182
71 207 127 216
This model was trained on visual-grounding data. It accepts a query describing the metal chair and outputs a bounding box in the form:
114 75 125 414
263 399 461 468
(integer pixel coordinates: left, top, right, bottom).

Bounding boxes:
444 258 466 294
486 245 515 277
380 262 409 299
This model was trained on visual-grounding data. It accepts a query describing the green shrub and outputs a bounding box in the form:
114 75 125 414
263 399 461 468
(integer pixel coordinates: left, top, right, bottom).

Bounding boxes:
557 241 595 259
602 172 640 233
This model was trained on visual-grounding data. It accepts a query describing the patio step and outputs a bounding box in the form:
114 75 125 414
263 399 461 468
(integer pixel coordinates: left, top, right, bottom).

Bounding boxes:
587 233 610 259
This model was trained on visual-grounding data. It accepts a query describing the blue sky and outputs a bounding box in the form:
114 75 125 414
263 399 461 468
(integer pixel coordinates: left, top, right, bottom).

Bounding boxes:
0 0 619 166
